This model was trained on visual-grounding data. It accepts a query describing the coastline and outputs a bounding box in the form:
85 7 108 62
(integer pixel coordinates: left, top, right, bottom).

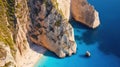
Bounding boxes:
20 44 46 67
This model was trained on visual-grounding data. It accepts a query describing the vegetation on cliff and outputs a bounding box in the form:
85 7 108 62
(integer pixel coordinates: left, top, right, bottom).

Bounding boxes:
0 0 16 57
51 0 65 18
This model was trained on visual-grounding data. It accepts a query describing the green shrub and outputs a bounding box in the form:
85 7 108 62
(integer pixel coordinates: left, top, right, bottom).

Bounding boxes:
0 0 16 58
55 20 61 27
16 3 21 8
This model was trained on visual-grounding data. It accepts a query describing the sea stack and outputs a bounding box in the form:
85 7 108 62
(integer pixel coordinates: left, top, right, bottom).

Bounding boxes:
71 0 100 28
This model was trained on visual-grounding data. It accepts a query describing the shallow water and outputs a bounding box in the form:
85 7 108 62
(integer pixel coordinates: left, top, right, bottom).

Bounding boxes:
35 0 120 67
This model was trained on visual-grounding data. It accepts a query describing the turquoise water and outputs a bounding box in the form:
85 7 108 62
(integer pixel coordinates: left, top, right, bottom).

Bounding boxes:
35 0 120 67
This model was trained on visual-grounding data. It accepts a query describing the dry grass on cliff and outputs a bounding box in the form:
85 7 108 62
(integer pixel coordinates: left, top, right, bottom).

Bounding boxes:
0 0 16 57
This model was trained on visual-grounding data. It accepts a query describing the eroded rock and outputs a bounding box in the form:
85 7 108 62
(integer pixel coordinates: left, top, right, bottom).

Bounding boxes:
0 42 16 67
71 0 100 28
28 0 76 58
56 0 71 20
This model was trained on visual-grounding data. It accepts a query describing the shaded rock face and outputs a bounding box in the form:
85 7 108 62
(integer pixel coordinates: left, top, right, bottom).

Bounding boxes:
28 0 76 57
71 0 100 28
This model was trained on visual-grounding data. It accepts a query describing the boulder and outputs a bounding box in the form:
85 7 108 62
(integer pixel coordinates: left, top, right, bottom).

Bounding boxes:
85 51 91 57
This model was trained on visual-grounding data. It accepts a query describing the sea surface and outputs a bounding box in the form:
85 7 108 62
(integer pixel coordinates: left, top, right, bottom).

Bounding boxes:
35 0 120 67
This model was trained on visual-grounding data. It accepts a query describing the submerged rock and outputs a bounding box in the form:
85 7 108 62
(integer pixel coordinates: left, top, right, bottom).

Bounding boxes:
71 0 100 28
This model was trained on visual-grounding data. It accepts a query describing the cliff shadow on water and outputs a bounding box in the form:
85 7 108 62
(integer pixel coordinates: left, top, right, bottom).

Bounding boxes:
70 20 120 58
70 19 99 45
43 50 77 59
43 51 61 59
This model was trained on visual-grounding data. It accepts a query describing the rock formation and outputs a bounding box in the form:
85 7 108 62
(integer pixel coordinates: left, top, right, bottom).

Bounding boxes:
0 0 100 66
0 42 16 67
85 51 91 57
71 0 100 28
28 0 76 58
56 0 71 20
15 0 31 66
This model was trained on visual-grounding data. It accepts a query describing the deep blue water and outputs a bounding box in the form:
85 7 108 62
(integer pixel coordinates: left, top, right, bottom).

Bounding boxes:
35 0 120 67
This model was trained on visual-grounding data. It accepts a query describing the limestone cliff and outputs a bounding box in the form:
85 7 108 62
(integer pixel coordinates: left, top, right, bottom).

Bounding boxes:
0 0 100 67
0 42 16 67
0 0 17 66
28 0 76 57
0 0 77 66
0 0 31 66
56 0 71 20
71 0 100 28
14 0 31 66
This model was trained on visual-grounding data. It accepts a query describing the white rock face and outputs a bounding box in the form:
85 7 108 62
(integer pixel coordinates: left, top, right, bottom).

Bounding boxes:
0 42 16 67
92 10 100 28
56 0 71 20
15 0 31 66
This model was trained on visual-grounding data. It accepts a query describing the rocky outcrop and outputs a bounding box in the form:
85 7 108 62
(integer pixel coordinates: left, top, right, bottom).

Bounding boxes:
0 42 16 67
0 0 17 66
0 0 77 67
0 0 32 66
14 0 31 66
71 0 100 28
56 0 71 20
28 0 76 58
